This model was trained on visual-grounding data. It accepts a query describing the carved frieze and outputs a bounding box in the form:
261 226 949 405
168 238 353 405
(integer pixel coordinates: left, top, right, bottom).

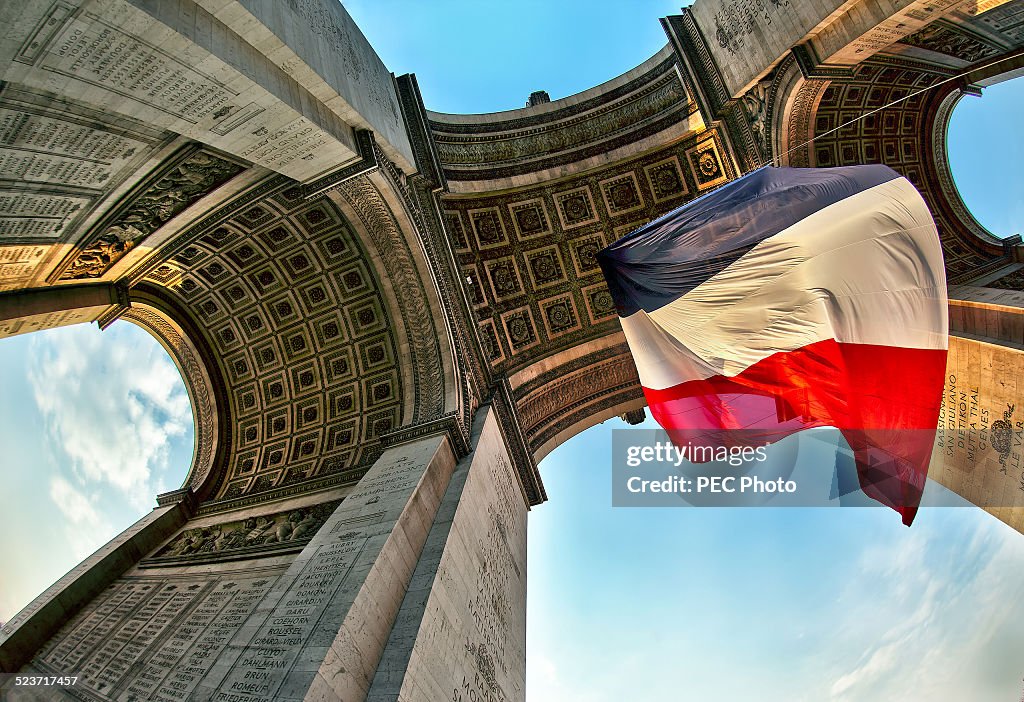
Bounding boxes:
146 499 342 564
900 23 1000 62
430 56 693 181
987 269 1024 291
60 149 243 280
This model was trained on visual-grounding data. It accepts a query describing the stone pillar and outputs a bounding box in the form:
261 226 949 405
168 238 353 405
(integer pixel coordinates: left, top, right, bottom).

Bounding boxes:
0 402 535 702
365 404 528 702
0 488 196 673
930 287 1024 533
196 431 458 702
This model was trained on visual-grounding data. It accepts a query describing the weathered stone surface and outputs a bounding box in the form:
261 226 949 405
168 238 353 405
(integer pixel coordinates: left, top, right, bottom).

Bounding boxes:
932 304 1024 534
365 405 527 702
3 0 1024 700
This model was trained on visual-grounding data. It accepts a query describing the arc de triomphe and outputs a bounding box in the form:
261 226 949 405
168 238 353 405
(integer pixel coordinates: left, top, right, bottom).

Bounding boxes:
2 1 1024 699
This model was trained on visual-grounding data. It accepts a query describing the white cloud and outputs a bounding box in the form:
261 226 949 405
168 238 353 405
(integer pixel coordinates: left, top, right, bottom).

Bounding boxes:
48 476 114 561
28 322 192 510
827 512 1024 702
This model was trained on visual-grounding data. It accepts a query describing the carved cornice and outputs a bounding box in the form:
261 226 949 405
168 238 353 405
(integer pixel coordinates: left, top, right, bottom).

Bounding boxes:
429 54 678 135
395 74 447 191
791 43 856 80
662 11 731 121
195 467 366 517
434 73 685 168
492 383 545 506
381 411 470 457
511 341 643 460
301 129 378 199
155 487 198 512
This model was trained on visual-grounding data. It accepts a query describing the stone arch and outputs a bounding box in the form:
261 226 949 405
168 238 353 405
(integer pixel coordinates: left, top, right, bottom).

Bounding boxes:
775 72 830 168
930 87 1013 250
776 60 1014 283
123 171 465 506
121 284 231 501
507 334 645 463
329 170 459 428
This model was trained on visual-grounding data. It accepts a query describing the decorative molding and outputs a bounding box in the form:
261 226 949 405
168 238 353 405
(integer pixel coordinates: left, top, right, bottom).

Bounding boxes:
782 79 829 167
434 73 686 169
380 411 470 457
430 55 693 182
663 11 731 119
930 89 1006 251
155 487 198 512
395 73 447 191
195 467 367 517
791 43 856 80
301 129 378 199
492 384 545 506
96 281 132 329
122 305 219 493
336 175 446 424
430 55 678 135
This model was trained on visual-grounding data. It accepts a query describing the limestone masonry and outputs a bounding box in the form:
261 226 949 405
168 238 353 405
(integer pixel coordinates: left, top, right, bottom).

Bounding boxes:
1 0 1024 699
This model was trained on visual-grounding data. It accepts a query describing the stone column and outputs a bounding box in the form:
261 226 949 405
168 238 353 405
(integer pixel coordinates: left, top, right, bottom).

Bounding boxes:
192 431 458 702
930 287 1024 533
365 404 528 702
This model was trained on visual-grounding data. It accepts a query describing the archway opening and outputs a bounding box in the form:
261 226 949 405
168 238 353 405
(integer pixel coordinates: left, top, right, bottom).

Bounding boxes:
528 415 1024 700
947 76 1024 240
0 321 194 626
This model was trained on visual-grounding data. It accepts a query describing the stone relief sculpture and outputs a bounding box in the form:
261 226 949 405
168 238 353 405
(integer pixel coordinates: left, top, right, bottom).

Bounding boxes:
741 79 771 151
154 499 342 560
62 150 242 280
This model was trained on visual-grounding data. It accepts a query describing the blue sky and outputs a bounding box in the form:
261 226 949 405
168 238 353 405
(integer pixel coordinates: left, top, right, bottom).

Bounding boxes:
0 323 193 621
2 2 1023 699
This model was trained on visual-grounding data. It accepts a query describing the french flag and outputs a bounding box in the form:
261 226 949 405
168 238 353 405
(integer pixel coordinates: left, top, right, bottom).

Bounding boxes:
598 165 948 525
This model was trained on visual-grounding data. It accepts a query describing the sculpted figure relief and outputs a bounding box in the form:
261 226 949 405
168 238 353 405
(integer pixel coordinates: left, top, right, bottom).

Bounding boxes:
61 150 242 280
154 500 341 559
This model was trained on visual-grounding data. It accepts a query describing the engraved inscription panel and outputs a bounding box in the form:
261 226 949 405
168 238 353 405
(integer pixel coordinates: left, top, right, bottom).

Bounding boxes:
393 413 527 702
931 336 1024 526
31 573 281 702
0 244 51 290
0 191 90 241
0 107 149 190
214 538 364 700
37 11 235 124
